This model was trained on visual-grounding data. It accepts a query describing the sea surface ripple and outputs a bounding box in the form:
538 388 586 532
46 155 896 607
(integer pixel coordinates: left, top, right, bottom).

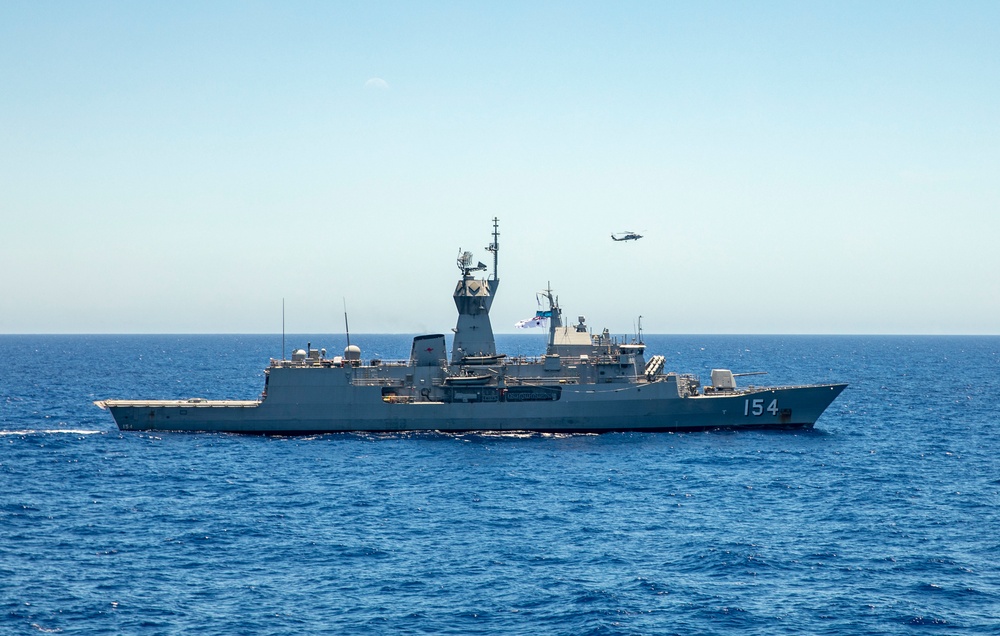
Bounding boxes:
1 334 998 634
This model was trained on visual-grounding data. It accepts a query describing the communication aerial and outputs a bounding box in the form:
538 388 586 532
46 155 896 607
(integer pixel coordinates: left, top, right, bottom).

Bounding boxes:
456 249 487 275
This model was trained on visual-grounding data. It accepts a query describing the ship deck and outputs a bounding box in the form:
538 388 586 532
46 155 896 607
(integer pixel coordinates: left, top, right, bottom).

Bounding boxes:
95 399 261 409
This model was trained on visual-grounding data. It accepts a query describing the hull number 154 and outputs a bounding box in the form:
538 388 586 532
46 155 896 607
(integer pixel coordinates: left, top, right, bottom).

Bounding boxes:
745 398 779 416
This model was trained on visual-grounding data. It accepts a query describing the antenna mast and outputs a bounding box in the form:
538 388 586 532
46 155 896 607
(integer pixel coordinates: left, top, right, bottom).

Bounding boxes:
281 298 286 361
343 298 351 348
486 216 500 282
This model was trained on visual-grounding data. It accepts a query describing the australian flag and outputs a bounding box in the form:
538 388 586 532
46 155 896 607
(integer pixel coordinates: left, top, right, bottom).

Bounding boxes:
514 310 552 329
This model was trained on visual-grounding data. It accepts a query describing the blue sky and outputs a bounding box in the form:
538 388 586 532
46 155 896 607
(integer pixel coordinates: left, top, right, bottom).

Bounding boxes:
1 1 998 334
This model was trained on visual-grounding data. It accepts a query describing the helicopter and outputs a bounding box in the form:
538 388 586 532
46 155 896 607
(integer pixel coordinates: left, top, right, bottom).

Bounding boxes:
611 231 643 242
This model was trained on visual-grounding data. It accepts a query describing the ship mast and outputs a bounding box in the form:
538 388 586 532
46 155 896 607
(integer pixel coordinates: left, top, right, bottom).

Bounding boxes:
487 216 499 283
450 219 501 364
543 282 563 350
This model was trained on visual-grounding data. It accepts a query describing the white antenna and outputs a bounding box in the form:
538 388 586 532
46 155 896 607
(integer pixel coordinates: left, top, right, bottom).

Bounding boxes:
343 298 351 348
281 298 286 361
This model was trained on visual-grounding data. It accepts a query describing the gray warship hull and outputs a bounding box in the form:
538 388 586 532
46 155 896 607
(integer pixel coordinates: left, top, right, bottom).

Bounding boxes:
97 218 847 434
99 382 845 435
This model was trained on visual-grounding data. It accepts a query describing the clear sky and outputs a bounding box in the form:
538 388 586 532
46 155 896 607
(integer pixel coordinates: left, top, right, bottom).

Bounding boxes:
1 1 998 335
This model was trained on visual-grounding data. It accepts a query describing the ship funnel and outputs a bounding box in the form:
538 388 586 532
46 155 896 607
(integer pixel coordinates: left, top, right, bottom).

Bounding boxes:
411 334 447 366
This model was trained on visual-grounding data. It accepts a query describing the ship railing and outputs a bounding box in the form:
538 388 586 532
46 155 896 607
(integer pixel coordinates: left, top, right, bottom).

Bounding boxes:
505 355 545 365
506 376 580 385
352 378 407 387
592 354 634 365
270 359 340 368
503 354 635 366
270 358 412 369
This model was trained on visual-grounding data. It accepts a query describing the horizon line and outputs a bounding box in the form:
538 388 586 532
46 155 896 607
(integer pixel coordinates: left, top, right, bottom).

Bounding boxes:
2 332 998 337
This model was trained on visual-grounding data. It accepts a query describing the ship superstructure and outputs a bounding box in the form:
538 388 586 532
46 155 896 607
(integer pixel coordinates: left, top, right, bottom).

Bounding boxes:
97 219 845 434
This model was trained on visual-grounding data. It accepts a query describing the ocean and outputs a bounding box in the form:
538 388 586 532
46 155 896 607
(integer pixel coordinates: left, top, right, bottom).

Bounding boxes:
1 334 998 635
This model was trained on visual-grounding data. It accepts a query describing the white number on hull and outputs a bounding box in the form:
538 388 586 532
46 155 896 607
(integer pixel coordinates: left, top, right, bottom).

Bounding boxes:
744 398 779 416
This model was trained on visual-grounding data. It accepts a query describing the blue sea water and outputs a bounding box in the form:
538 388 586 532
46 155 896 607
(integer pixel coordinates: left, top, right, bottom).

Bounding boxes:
1 334 998 635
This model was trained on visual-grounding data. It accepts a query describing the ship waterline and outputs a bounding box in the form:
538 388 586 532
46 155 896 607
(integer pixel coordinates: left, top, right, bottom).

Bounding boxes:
97 384 846 434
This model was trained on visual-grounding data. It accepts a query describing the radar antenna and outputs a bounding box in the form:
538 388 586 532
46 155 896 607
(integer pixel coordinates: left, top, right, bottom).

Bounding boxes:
456 250 487 276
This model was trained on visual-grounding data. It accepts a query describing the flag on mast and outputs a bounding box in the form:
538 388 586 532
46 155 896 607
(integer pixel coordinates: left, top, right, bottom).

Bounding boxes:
514 310 552 329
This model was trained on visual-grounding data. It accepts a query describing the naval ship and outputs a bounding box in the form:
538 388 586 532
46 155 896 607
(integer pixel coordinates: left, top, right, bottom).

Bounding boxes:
97 219 846 434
